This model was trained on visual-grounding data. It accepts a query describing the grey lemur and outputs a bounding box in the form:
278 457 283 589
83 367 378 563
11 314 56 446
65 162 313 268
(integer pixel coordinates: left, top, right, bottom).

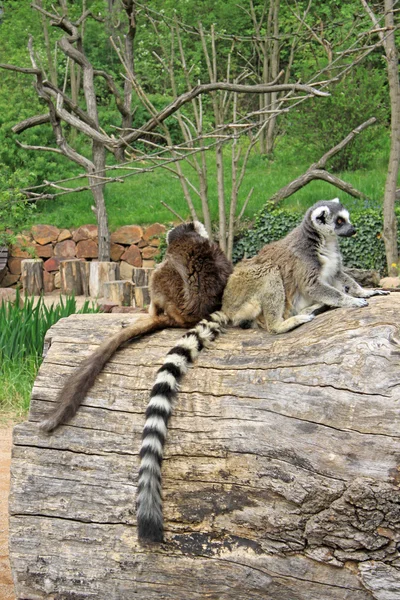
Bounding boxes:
39 221 232 433
140 198 389 543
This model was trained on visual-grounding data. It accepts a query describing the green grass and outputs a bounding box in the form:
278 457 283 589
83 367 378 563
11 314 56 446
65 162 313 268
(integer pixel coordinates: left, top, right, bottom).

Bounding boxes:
0 356 38 417
0 291 98 416
28 140 392 231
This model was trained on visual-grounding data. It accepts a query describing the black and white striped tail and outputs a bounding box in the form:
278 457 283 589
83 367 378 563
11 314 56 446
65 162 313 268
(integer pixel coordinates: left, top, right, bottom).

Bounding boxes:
136 311 228 543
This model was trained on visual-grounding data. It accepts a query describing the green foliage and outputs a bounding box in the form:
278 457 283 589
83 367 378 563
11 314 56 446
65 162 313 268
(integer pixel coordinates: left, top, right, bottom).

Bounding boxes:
0 168 36 246
0 290 98 413
232 203 300 262
283 67 389 172
232 202 399 274
154 231 168 264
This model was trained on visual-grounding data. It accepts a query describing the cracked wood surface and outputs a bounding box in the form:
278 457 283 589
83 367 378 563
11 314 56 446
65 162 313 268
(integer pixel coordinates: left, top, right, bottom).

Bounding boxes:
9 295 400 599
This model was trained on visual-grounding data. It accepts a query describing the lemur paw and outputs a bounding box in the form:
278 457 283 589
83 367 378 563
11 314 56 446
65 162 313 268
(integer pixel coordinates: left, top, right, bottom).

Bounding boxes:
298 313 315 323
350 298 368 308
369 289 390 297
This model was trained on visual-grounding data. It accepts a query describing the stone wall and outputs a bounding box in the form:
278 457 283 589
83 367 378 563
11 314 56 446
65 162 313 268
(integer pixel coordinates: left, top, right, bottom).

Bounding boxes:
0 223 166 292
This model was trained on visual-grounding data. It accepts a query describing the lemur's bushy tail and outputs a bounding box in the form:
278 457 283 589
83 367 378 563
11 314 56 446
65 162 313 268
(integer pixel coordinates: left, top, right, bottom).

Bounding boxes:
40 315 171 433
136 311 229 543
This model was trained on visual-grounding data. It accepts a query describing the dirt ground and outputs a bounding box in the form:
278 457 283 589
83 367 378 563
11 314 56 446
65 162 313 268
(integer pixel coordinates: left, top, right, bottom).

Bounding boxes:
0 422 15 600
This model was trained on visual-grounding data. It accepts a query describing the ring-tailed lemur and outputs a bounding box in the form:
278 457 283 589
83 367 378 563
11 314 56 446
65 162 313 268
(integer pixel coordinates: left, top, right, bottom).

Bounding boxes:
138 198 389 542
39 221 232 433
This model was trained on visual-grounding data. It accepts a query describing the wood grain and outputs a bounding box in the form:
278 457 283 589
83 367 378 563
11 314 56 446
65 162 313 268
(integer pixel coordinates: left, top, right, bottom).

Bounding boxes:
9 295 400 599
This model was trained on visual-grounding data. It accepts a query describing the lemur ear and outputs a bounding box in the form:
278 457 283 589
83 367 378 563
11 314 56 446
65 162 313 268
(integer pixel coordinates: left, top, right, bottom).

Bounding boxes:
331 197 340 203
193 221 209 239
311 205 330 225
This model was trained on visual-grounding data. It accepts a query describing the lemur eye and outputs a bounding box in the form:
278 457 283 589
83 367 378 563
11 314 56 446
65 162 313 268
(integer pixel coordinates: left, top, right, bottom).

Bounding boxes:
336 217 344 226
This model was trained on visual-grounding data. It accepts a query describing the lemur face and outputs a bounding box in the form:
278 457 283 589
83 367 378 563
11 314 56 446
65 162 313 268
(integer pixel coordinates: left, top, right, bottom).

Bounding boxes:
310 199 356 238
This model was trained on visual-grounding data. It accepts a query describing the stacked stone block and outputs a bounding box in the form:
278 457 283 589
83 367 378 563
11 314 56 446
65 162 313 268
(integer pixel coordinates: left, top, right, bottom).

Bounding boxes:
0 222 165 298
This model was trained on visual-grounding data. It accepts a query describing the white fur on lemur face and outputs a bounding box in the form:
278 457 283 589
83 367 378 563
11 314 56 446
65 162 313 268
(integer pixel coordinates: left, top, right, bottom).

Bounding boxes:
311 200 355 238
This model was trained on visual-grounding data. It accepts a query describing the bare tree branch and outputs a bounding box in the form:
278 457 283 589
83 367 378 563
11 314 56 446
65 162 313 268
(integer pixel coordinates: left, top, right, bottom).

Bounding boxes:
12 114 51 134
117 80 330 148
269 118 377 205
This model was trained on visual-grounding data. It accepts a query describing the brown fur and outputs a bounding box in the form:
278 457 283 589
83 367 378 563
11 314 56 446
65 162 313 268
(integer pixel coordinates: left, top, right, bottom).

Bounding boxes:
40 223 232 432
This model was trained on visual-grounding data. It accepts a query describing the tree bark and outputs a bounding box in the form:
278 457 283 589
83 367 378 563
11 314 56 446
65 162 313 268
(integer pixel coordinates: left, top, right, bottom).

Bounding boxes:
89 261 119 297
59 259 83 295
361 0 400 275
21 259 43 295
382 0 400 275
9 295 400 599
269 118 376 205
103 279 134 306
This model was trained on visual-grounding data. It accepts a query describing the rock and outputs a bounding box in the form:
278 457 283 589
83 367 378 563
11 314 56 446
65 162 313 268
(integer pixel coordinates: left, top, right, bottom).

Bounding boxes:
54 272 61 289
54 240 77 258
141 246 159 260
7 257 23 275
379 276 400 289
143 223 166 242
9 235 33 258
76 239 98 259
31 224 60 245
43 257 61 272
73 225 98 242
121 244 142 267
0 272 20 287
142 259 155 269
34 243 54 259
119 261 134 281
0 287 18 303
43 271 55 293
110 243 125 262
58 229 73 242
97 301 119 313
111 225 143 245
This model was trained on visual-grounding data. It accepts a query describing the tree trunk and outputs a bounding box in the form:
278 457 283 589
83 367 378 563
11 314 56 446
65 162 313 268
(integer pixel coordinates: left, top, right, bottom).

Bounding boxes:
382 0 400 276
21 258 43 295
103 279 134 306
9 296 400 599
59 259 83 295
89 260 119 298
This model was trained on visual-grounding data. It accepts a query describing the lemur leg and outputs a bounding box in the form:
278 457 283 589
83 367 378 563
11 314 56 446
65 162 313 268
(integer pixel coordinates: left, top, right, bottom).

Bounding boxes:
299 303 325 316
229 299 262 328
308 280 369 308
259 271 314 334
336 272 390 298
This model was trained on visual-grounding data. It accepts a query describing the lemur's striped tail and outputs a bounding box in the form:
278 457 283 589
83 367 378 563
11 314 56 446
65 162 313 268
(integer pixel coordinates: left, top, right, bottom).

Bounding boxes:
136 311 229 543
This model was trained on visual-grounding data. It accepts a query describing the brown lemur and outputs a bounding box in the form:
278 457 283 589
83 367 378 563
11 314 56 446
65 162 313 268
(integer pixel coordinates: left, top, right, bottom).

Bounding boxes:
138 198 389 543
39 221 233 433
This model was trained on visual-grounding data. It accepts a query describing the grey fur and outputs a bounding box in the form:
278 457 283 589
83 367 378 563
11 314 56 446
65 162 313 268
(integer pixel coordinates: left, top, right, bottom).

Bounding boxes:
221 199 388 332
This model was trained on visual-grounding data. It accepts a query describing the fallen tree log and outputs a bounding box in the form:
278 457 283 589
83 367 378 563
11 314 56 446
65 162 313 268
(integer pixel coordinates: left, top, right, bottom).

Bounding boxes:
9 295 400 600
